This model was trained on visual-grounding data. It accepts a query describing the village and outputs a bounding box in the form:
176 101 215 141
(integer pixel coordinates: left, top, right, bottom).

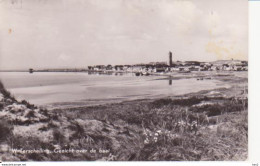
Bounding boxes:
87 52 248 75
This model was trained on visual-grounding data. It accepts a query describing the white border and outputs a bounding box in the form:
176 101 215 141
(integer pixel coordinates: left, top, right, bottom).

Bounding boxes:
249 0 260 162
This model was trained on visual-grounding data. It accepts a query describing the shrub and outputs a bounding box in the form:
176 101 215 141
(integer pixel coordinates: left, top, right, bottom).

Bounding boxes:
0 102 4 110
0 81 16 101
150 97 209 109
52 129 65 144
25 110 36 118
172 97 208 106
0 119 13 142
0 81 10 97
69 123 85 139
20 100 36 109
150 98 173 108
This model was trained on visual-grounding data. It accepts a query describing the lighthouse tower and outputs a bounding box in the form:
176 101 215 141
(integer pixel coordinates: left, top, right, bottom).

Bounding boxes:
169 51 173 67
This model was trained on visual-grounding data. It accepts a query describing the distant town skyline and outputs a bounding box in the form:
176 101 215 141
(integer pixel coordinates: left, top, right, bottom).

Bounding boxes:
0 0 248 70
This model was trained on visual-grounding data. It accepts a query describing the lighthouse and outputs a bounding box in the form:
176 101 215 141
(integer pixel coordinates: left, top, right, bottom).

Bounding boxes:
169 51 173 67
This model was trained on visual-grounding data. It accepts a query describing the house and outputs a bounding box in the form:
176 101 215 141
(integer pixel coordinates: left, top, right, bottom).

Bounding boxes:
132 65 144 72
170 67 180 72
88 66 94 70
114 65 124 71
106 65 113 70
123 65 131 71
189 66 200 71
183 61 201 66
93 65 105 71
154 67 165 73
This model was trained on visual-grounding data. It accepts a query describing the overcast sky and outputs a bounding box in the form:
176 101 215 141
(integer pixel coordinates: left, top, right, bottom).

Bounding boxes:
0 0 247 70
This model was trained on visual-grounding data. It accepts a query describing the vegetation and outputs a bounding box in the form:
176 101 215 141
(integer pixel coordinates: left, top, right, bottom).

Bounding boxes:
0 81 11 98
0 79 248 161
52 95 247 161
0 119 13 142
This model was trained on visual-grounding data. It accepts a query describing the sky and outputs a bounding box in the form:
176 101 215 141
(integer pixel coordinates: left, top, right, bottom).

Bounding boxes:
0 0 248 70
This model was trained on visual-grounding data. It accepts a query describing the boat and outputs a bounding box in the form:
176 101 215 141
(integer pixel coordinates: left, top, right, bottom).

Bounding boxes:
142 71 150 76
135 72 142 76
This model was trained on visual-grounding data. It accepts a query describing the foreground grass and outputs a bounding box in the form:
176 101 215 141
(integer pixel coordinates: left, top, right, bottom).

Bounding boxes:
58 96 247 161
0 80 248 161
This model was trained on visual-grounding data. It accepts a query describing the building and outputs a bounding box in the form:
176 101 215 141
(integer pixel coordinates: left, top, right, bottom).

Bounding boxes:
169 51 173 67
29 68 34 73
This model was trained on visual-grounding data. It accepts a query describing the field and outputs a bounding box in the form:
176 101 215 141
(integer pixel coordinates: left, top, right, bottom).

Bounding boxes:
0 71 248 161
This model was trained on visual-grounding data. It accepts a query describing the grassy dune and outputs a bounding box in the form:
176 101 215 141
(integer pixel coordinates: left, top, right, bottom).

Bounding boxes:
0 79 248 161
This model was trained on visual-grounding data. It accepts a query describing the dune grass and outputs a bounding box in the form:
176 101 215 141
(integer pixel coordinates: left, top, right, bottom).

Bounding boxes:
52 95 247 161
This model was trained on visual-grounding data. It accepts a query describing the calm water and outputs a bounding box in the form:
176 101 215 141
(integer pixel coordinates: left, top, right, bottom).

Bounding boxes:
0 72 230 108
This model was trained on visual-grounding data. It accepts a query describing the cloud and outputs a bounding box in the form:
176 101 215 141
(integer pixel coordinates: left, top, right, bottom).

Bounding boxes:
0 0 248 70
